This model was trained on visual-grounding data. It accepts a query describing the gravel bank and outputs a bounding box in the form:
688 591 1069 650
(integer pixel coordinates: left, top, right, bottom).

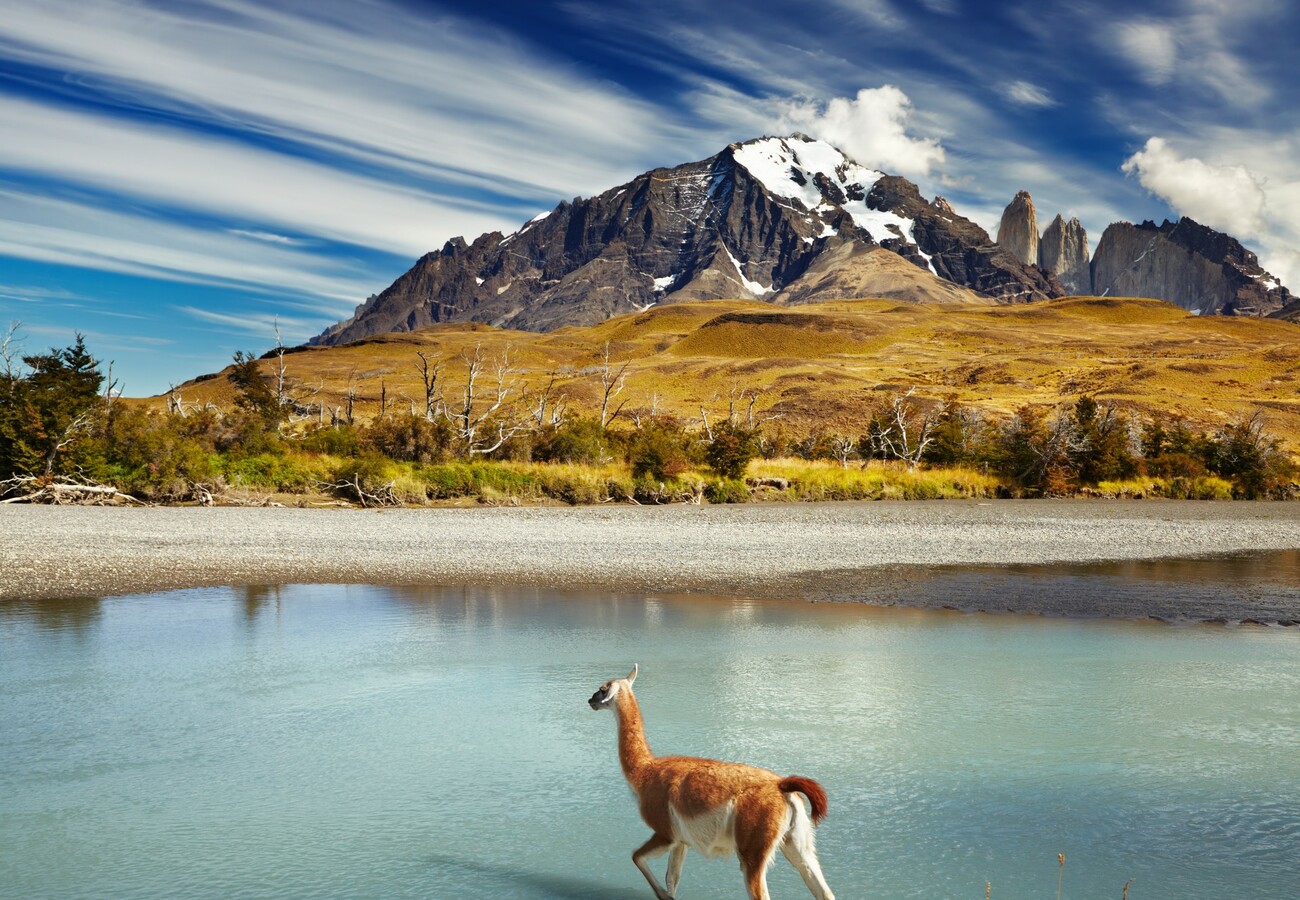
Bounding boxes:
4 501 1300 622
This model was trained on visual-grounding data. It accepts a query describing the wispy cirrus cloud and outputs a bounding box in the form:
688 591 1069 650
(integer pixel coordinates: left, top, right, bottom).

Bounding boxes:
0 0 694 200
999 80 1057 108
0 95 514 260
0 187 378 308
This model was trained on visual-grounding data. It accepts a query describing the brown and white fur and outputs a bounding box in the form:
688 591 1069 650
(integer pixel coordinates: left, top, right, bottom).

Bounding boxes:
589 665 835 900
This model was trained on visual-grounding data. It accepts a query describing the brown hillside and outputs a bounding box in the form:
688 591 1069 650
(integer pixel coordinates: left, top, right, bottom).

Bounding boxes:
167 296 1300 449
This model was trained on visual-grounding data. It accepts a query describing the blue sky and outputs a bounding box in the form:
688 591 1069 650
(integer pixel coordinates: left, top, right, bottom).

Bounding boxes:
2 0 1297 395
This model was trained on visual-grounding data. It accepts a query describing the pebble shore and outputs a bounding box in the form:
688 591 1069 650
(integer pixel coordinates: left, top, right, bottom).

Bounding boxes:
5 501 1300 621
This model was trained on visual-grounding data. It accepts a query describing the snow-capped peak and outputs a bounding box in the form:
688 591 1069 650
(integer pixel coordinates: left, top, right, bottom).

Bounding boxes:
732 134 880 211
732 134 917 252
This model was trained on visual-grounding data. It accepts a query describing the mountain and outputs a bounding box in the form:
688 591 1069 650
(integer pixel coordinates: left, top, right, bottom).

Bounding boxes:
312 135 1058 346
1091 218 1292 316
995 190 1039 266
1039 214 1092 295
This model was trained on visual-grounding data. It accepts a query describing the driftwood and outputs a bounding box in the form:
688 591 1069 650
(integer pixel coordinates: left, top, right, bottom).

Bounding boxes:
315 477 401 508
0 476 146 506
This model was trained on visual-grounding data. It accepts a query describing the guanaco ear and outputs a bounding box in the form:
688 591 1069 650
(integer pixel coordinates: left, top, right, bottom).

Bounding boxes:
626 663 638 684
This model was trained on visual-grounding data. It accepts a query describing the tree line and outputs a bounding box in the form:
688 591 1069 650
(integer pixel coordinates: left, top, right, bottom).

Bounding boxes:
1 329 1294 503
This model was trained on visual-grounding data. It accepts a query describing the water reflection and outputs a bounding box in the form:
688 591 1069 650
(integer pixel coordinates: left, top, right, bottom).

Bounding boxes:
816 548 1300 622
239 584 282 625
0 594 103 636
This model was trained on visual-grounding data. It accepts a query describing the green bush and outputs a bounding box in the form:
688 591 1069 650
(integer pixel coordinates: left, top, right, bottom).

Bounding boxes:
704 478 750 503
362 414 451 463
224 452 322 492
534 418 610 465
300 424 361 457
628 419 694 481
704 423 760 480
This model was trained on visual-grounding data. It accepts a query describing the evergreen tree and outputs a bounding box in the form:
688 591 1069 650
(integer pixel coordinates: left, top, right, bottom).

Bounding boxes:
0 334 104 478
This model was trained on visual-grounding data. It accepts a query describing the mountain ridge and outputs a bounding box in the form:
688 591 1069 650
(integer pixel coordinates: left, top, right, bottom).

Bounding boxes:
312 135 1058 346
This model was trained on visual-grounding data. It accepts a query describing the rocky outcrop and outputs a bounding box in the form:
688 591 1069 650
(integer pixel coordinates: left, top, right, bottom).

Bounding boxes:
1039 214 1092 295
1091 218 1292 316
996 190 1039 267
869 177 1062 302
312 135 1063 346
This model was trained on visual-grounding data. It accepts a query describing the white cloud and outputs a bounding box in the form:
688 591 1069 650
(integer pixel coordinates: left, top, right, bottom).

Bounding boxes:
1000 80 1057 108
0 0 688 202
1121 134 1300 291
174 306 318 341
777 86 947 179
1122 137 1267 239
1107 5 1269 105
1112 20 1179 85
0 95 514 260
0 188 377 307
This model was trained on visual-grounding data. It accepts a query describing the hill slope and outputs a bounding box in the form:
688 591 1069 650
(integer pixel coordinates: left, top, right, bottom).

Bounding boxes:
183 296 1300 449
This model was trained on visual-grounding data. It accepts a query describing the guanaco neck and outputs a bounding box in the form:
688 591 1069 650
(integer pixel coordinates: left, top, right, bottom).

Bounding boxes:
614 688 654 779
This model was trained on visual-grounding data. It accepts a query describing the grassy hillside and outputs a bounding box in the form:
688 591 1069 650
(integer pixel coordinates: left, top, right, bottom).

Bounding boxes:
168 295 1300 449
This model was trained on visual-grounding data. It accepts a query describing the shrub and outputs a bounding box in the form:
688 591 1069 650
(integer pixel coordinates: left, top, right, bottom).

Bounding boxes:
628 419 693 481
362 414 451 463
533 418 610 465
300 424 361 457
704 422 760 480
704 478 751 504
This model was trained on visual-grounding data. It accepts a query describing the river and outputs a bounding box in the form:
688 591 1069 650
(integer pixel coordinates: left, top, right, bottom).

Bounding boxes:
2 580 1298 898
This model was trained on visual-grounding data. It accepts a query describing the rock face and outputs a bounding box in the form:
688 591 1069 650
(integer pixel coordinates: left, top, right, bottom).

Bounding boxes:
996 190 1039 267
1039 214 1092 295
312 135 1062 346
1091 218 1293 316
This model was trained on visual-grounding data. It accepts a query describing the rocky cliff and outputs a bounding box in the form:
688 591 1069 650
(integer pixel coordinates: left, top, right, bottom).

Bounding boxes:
996 190 1039 267
1039 214 1092 295
1091 218 1292 316
312 135 1061 346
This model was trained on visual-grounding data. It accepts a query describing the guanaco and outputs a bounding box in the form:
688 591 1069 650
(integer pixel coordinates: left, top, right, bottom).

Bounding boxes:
589 664 835 900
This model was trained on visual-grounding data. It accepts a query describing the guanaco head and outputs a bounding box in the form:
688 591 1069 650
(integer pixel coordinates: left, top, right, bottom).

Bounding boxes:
588 664 638 710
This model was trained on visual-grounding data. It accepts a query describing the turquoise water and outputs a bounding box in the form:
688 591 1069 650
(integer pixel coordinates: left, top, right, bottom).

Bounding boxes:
2 583 1298 899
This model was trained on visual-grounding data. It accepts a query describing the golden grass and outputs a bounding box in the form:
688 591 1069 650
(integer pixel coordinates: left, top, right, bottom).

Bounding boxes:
750 458 1005 500
158 295 1300 452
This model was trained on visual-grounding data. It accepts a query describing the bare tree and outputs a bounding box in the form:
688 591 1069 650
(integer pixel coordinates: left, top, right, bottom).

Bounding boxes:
2 320 22 379
597 342 630 429
698 405 714 442
630 392 661 429
865 388 936 470
273 317 290 412
166 383 186 417
830 435 857 469
414 350 444 420
524 370 567 428
344 375 357 426
452 343 530 455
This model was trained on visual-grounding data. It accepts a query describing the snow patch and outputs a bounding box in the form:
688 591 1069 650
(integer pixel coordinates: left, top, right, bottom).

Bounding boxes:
910 223 937 275
653 274 680 292
720 242 773 295
529 210 552 223
475 277 485 286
